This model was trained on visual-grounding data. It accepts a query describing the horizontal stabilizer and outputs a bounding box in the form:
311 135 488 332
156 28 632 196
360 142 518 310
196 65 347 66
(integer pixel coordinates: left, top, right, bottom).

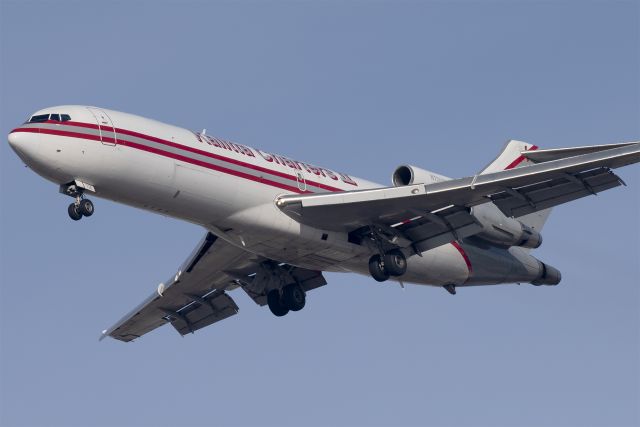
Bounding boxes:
523 142 638 164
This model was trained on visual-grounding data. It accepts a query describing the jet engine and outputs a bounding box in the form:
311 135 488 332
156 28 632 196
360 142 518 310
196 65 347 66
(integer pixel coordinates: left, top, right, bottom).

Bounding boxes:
392 165 542 249
481 221 542 249
392 165 450 186
472 204 543 249
531 262 562 286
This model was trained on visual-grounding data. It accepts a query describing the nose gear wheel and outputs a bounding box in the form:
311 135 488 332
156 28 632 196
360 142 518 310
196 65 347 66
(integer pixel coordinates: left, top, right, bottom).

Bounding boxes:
62 183 95 221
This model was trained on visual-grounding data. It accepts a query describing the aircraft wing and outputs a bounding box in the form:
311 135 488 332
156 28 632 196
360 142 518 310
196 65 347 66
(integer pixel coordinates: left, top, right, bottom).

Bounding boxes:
101 232 258 342
101 232 327 342
277 142 639 250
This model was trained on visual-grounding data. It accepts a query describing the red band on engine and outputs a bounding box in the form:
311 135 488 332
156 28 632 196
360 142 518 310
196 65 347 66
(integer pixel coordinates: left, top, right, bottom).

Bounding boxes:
451 241 473 275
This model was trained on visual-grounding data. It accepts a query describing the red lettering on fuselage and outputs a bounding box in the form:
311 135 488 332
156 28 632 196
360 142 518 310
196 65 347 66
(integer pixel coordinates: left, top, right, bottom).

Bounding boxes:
199 134 357 187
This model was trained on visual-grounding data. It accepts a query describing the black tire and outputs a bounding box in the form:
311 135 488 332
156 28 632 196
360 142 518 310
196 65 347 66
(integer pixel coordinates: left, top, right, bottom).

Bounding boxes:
267 290 289 317
79 199 94 217
384 249 407 276
68 203 83 221
283 284 306 311
368 255 389 282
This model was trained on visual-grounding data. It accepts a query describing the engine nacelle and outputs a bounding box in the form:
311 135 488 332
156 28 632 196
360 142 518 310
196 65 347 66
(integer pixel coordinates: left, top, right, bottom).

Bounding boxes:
472 204 543 249
531 262 562 286
477 220 543 249
392 166 542 249
392 165 450 187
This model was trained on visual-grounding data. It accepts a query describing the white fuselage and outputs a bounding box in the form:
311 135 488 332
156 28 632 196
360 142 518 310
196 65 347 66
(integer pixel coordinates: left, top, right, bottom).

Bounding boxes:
9 105 548 288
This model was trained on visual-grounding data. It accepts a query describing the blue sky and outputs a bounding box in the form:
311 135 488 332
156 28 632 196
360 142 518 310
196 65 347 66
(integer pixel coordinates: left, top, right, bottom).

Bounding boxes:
1 1 638 426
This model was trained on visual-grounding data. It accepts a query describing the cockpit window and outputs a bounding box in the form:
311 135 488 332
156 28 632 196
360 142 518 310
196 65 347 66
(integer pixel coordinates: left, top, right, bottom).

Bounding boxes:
29 114 50 123
27 113 72 123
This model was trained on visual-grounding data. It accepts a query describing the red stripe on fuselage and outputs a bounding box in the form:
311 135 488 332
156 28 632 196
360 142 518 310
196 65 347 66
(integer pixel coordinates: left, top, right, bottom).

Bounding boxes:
123 139 309 194
11 126 310 194
12 127 103 142
44 121 343 192
11 123 344 193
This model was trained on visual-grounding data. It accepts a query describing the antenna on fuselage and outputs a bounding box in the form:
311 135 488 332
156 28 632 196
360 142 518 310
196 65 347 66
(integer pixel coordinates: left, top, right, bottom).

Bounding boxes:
201 129 207 135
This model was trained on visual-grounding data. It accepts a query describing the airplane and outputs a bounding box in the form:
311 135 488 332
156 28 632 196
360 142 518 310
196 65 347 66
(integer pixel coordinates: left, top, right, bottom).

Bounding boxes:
8 105 640 342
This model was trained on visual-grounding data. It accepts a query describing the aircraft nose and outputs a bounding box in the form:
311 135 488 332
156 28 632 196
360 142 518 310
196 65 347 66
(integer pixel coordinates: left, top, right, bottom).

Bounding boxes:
8 130 22 150
8 130 33 154
8 129 41 165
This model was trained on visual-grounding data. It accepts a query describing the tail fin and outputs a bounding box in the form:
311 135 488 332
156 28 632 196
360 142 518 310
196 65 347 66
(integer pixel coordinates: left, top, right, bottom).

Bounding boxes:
479 139 539 173
480 140 552 232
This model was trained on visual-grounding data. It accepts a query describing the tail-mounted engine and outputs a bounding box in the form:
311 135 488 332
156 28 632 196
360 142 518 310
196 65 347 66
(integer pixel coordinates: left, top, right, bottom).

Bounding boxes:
392 164 541 249
392 165 450 186
531 261 562 286
472 203 543 249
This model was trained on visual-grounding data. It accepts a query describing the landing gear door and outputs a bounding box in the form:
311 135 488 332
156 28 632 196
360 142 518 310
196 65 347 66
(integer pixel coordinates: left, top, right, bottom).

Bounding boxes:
87 107 117 146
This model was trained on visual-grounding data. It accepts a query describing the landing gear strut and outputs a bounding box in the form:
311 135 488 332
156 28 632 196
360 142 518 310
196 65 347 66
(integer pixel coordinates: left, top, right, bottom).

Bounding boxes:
267 284 306 317
63 184 95 221
368 249 407 282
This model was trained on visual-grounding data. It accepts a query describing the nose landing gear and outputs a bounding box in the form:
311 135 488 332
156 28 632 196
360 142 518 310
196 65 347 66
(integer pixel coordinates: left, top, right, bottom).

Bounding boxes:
62 183 95 221
68 202 83 221
68 198 94 221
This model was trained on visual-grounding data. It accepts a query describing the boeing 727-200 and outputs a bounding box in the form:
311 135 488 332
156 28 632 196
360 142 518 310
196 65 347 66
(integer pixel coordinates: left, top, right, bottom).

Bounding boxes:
8 106 640 341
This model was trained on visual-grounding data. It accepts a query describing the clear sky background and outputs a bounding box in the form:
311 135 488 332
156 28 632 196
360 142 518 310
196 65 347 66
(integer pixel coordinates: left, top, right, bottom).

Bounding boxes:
1 1 639 426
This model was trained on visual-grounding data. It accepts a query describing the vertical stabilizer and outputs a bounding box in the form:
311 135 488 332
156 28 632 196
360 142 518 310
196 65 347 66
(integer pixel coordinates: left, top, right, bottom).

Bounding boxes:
480 140 552 233
479 140 539 174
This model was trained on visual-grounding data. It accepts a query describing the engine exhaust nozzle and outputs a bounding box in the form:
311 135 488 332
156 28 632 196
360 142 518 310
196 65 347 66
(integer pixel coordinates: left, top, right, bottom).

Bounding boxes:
531 262 562 286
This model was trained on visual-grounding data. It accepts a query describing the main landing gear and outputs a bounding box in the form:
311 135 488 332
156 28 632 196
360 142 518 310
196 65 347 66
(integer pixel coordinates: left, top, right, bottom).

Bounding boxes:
267 283 306 317
368 249 407 282
63 184 95 221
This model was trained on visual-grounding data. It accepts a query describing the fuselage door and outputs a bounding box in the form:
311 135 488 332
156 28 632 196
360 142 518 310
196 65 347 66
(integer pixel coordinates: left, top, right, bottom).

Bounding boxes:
87 107 117 146
296 171 307 192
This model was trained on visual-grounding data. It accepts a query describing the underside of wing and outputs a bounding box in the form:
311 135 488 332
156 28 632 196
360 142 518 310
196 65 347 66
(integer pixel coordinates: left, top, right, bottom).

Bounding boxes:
101 232 257 342
489 167 624 218
101 232 329 342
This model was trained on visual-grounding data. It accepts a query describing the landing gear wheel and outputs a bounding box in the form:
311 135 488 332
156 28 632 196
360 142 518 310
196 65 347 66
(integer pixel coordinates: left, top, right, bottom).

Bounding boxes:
368 255 390 282
384 249 407 276
79 199 94 217
267 290 289 317
283 284 306 311
68 203 83 221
